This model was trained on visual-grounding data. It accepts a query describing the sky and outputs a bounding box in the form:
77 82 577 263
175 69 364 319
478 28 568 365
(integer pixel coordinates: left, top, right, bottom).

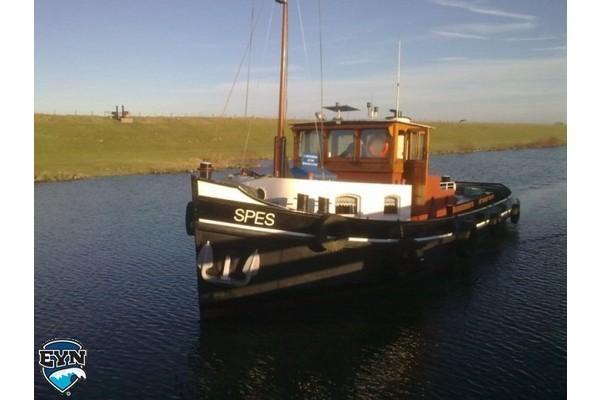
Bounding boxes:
35 0 567 123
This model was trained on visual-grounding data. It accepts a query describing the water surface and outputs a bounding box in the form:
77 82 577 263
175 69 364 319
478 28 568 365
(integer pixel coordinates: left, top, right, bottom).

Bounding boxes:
35 147 566 399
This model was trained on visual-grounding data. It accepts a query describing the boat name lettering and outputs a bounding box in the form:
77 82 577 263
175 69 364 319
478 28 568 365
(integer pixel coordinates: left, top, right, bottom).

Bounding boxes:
234 208 276 226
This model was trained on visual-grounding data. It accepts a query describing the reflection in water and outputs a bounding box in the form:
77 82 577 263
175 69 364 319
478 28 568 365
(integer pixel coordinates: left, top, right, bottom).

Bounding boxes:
184 290 428 399
180 248 515 399
35 148 566 399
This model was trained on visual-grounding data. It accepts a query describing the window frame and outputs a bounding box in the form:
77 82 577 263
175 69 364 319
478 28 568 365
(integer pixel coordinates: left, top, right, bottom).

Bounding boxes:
407 130 427 161
383 195 400 215
298 129 321 157
327 129 358 160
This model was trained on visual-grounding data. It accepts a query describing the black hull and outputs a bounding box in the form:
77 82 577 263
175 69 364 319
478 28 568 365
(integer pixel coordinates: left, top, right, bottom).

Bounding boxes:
188 178 519 316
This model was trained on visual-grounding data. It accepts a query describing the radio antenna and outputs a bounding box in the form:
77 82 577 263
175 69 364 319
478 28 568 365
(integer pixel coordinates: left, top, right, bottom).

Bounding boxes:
395 40 401 119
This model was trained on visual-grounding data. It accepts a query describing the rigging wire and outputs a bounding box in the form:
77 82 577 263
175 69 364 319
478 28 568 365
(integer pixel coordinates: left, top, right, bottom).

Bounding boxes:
251 0 274 105
318 0 324 113
295 0 324 177
219 2 265 117
250 0 274 130
317 0 326 177
261 1 275 66
296 0 310 68
241 0 256 167
208 1 264 162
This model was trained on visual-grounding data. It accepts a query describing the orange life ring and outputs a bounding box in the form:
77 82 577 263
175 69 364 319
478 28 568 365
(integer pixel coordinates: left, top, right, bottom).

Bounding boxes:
367 136 389 158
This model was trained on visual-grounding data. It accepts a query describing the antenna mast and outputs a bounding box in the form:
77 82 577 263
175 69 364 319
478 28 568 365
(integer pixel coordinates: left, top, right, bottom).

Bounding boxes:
395 40 401 119
273 0 289 177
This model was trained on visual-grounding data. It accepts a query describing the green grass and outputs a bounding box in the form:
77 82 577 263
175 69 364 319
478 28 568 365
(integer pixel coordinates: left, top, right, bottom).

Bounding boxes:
429 121 567 154
34 114 566 182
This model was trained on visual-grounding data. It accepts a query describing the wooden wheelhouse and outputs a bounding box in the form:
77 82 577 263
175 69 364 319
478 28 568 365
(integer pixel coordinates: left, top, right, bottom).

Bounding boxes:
290 118 455 216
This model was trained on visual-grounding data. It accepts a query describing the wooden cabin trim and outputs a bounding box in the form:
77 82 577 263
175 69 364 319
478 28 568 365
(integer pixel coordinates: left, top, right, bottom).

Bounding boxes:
292 129 300 166
290 121 434 199
290 120 433 130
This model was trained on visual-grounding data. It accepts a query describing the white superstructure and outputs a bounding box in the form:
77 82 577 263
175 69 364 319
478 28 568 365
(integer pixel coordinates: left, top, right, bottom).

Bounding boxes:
246 177 412 221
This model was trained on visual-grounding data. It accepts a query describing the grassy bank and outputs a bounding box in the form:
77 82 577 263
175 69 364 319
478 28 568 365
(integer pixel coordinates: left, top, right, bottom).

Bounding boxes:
34 114 566 182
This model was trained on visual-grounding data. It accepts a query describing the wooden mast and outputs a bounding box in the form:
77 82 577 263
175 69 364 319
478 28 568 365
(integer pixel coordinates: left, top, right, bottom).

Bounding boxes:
273 0 288 177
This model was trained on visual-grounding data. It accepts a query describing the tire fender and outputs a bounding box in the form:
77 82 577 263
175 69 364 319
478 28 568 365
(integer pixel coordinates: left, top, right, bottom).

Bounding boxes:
313 215 350 252
185 201 195 236
510 199 521 224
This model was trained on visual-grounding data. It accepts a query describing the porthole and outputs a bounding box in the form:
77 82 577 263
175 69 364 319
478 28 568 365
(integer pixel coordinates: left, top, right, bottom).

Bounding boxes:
256 187 266 200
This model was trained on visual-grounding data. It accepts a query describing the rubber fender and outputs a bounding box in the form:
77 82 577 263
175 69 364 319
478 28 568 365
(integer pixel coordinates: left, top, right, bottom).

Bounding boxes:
185 201 195 236
313 214 350 252
510 199 521 224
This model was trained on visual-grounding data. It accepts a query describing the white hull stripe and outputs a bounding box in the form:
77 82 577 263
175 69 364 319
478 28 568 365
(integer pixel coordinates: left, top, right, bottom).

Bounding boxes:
348 237 400 243
198 218 459 244
198 220 403 243
414 232 453 242
197 180 263 205
476 219 490 229
475 209 510 229
197 218 314 238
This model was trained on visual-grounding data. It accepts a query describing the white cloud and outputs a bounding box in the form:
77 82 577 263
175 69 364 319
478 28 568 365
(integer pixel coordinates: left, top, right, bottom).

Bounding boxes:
431 0 537 21
532 46 567 52
456 22 536 35
338 58 373 66
432 30 487 40
432 21 536 40
38 56 565 123
203 56 566 123
504 35 558 42
438 57 468 61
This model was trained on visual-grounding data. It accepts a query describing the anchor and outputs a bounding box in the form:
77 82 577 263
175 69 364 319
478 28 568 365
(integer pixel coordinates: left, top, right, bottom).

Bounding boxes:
197 241 260 287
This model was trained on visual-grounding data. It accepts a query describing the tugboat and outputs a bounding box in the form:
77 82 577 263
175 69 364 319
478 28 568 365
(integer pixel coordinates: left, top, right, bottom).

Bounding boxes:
185 0 520 314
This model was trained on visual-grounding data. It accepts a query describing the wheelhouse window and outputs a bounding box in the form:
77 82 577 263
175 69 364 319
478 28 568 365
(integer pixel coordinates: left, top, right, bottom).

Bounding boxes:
360 129 390 159
335 195 359 215
298 130 320 156
328 129 355 158
383 196 399 214
408 130 426 160
397 133 405 160
298 130 321 166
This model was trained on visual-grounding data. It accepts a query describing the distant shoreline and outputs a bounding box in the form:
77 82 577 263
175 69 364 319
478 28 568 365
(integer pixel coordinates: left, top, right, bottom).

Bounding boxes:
34 114 567 183
34 144 566 183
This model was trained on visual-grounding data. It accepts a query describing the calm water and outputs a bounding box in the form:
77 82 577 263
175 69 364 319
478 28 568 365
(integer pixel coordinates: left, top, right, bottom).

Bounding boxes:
35 148 566 399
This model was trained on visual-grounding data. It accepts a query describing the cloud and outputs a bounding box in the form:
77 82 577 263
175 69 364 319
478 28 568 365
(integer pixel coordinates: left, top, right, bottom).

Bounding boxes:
503 35 558 42
532 46 567 51
458 22 535 35
432 30 487 40
432 21 535 40
37 55 565 123
198 56 566 123
338 58 374 66
431 0 537 21
438 57 468 62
